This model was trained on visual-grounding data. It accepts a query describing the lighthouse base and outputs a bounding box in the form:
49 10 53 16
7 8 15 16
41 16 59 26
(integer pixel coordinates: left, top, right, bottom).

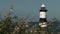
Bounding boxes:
39 22 49 34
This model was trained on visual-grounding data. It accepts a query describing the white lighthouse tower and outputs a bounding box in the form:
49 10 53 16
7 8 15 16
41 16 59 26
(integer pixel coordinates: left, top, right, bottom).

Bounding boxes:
39 4 47 27
39 4 49 34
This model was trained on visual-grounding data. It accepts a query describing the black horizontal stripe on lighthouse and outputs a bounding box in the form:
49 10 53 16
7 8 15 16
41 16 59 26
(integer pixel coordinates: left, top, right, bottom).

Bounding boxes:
40 7 47 12
39 18 47 22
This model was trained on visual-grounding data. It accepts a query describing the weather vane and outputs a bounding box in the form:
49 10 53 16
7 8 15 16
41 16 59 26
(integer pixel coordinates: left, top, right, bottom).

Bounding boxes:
41 0 45 4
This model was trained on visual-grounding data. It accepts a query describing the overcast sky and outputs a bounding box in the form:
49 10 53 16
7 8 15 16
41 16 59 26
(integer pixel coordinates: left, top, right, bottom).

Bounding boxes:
0 0 60 21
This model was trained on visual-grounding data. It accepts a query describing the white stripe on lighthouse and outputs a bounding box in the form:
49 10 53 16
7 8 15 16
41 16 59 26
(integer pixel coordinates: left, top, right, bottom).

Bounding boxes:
39 22 47 27
40 12 46 18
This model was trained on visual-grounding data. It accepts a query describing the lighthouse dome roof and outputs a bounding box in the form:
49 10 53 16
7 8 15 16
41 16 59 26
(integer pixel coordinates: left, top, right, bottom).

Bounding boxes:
41 4 45 7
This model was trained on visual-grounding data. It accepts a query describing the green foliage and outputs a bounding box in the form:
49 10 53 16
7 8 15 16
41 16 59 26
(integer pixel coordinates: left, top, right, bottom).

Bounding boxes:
0 12 60 34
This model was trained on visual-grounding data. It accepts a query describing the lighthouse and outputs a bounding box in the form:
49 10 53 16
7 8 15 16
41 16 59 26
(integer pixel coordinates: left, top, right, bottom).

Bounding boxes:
39 4 49 34
39 4 47 27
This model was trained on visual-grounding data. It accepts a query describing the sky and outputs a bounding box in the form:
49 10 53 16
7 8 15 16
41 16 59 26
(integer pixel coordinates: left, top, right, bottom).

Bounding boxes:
0 0 60 22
